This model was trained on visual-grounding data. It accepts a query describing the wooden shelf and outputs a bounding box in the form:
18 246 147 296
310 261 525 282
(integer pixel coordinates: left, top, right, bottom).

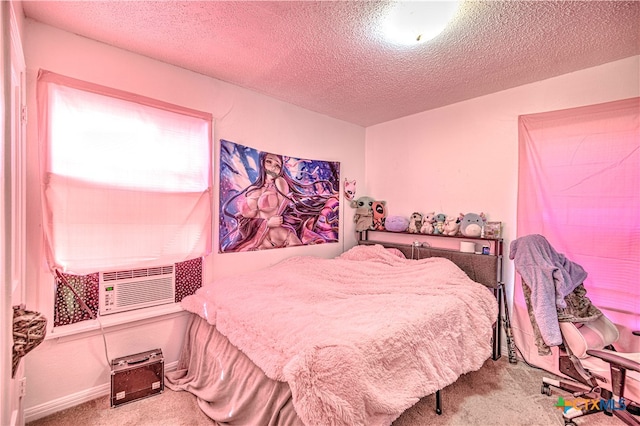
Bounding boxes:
359 229 504 257
361 229 502 242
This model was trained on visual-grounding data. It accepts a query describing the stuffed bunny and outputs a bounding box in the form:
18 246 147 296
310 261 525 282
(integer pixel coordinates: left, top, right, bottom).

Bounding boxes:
420 212 435 234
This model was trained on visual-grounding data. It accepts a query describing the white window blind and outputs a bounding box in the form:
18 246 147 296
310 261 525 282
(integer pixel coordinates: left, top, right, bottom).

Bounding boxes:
37 70 213 275
514 97 639 358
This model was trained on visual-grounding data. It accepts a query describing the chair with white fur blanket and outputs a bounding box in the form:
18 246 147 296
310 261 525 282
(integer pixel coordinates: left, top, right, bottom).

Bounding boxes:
511 234 640 426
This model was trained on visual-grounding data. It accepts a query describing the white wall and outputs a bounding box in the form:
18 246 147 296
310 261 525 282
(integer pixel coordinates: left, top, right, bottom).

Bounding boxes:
365 55 639 304
22 20 365 419
3 2 27 425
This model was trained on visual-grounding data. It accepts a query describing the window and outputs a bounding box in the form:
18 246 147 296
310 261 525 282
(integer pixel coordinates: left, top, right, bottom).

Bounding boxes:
515 97 639 351
37 70 213 275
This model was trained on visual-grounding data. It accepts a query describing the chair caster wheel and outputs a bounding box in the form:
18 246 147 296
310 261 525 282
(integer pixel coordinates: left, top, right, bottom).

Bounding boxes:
436 408 442 415
564 422 577 426
541 383 552 396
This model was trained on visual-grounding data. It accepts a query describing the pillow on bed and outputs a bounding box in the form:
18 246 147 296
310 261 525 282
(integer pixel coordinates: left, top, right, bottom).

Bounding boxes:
339 244 406 263
386 248 406 258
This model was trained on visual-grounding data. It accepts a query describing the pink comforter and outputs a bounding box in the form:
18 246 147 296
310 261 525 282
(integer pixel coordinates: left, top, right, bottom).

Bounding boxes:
181 244 499 426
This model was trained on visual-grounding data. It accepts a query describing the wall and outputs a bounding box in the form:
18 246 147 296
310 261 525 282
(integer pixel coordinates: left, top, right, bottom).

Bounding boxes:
3 2 27 425
22 20 365 419
365 54 639 305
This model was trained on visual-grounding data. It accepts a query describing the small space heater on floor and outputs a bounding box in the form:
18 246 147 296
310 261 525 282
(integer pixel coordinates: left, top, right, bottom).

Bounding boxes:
110 348 164 407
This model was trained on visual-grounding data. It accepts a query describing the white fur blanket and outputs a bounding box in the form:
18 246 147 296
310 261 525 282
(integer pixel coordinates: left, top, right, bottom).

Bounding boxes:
181 244 498 426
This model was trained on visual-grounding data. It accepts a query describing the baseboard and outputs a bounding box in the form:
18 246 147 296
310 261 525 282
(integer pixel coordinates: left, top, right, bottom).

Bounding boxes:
10 409 19 426
24 360 178 423
25 382 111 423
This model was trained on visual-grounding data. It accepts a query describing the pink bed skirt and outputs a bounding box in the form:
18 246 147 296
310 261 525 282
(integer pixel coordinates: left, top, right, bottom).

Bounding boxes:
165 314 304 425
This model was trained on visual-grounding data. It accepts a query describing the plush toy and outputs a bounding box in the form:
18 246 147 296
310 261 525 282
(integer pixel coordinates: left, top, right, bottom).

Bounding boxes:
351 196 375 232
353 206 373 231
343 179 356 201
371 200 387 231
443 214 462 236
459 212 487 237
420 212 435 234
385 215 409 232
350 195 374 212
407 212 423 233
432 213 447 235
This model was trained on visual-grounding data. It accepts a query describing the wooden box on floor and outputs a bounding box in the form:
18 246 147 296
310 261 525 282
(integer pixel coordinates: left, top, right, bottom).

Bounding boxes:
110 348 164 407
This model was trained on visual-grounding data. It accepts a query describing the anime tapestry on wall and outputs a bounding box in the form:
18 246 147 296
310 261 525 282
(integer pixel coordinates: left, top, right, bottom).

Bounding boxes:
219 139 340 253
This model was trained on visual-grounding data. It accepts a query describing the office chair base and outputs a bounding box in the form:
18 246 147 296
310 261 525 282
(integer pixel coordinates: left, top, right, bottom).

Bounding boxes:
542 376 597 399
542 377 640 426
614 409 640 425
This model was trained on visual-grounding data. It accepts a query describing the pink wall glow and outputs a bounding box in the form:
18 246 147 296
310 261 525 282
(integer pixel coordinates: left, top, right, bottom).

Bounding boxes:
18 14 640 421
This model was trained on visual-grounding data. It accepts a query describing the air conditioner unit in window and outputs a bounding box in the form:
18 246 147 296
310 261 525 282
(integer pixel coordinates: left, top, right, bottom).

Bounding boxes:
99 265 175 315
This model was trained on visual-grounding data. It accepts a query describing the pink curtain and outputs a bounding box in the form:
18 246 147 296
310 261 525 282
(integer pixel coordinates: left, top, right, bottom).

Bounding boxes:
37 70 213 275
513 97 640 369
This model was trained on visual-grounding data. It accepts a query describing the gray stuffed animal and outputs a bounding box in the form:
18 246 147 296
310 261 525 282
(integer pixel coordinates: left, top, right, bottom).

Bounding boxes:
351 196 375 232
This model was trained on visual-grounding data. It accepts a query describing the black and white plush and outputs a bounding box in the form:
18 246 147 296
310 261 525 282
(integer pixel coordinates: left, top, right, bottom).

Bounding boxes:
407 212 423 234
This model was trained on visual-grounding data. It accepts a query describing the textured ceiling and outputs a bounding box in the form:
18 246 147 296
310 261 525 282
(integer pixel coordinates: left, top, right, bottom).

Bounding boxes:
22 1 640 127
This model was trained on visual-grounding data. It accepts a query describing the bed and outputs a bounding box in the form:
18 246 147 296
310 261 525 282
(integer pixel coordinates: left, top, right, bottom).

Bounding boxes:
165 243 500 425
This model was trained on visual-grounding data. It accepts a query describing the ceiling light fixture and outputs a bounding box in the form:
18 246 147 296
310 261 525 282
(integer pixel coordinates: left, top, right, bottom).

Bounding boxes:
382 1 461 46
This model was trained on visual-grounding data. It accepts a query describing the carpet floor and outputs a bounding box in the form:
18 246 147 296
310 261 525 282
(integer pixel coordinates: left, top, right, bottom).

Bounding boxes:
28 356 628 426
